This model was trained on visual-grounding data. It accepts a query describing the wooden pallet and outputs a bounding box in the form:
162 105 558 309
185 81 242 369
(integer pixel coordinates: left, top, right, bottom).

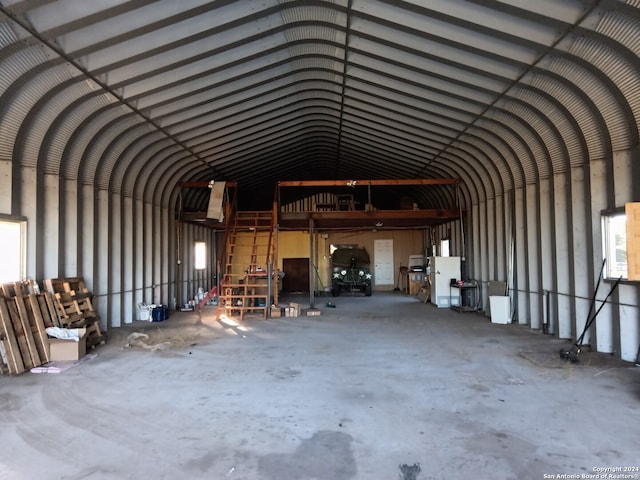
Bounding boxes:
0 291 59 375
1 279 39 298
0 277 108 375
0 297 26 375
45 277 105 349
44 277 89 296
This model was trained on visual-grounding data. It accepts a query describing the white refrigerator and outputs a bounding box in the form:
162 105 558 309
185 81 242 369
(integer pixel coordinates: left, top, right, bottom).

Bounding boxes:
430 256 461 308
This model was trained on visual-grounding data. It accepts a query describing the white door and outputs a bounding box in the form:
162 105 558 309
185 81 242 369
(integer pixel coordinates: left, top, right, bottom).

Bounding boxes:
374 239 394 285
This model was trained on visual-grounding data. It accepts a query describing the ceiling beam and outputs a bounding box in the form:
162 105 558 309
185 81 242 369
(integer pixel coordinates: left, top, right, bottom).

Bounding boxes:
278 178 460 187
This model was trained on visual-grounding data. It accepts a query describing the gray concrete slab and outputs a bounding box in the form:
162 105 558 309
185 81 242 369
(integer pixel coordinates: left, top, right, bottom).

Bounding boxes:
1 293 639 480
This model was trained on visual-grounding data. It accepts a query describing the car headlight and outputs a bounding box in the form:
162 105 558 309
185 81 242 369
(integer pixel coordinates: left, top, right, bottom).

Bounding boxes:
359 270 365 276
341 270 347 276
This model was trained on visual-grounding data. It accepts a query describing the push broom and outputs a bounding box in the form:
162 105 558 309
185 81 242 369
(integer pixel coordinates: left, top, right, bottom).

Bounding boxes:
313 264 336 308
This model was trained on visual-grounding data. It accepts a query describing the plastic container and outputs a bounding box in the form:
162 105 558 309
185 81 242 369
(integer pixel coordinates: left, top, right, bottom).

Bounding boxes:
489 296 510 324
137 303 151 321
152 304 169 322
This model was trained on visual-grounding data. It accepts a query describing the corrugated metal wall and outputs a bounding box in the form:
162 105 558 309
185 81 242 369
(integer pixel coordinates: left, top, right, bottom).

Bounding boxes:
0 1 638 361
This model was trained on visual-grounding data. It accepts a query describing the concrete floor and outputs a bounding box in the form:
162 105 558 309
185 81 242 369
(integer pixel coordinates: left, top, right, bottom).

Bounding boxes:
1 293 639 480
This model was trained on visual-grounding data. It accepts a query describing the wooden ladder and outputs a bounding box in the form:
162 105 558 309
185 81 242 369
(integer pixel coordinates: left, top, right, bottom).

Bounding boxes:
217 207 277 320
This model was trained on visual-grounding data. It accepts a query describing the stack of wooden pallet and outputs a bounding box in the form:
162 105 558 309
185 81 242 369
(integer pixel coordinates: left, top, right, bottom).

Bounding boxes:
43 277 105 350
0 277 106 375
0 280 58 375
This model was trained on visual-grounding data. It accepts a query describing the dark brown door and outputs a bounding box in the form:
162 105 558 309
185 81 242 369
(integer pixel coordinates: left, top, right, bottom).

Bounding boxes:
282 258 310 292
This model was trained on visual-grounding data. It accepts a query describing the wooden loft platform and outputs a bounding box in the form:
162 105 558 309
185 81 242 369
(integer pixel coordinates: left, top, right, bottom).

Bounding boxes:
278 208 461 230
277 178 462 231
177 178 464 231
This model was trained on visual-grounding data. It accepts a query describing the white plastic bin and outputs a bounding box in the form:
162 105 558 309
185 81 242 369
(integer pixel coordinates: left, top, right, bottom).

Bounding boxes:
137 303 151 321
489 296 510 324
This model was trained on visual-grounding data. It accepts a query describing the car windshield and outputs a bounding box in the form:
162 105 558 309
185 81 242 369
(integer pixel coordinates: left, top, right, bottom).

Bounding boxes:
332 248 370 267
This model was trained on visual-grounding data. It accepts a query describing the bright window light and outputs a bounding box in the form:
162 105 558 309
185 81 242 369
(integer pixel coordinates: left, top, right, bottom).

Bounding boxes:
0 220 25 282
195 241 206 270
440 239 450 257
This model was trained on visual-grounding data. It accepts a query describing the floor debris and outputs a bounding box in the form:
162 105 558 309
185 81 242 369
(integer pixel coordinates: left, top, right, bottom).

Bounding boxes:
399 463 421 480
124 332 172 351
30 353 97 374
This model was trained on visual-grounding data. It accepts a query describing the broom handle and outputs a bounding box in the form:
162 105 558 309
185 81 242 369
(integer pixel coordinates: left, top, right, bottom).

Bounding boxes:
575 258 606 347
576 275 622 348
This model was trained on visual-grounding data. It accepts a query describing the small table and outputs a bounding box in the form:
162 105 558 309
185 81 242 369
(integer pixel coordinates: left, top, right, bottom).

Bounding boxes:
450 283 479 313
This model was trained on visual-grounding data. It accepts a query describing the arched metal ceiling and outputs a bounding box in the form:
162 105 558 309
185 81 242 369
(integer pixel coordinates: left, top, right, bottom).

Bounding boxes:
0 0 638 211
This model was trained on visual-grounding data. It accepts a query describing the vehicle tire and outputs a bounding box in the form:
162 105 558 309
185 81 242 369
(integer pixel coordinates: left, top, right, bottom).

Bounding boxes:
332 286 341 297
364 283 372 296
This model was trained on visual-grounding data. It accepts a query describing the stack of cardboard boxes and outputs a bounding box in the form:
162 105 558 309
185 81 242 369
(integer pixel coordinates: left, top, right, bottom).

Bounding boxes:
270 302 302 318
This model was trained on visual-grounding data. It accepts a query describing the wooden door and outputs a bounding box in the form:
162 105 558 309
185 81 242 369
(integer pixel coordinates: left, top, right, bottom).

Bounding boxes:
282 258 310 292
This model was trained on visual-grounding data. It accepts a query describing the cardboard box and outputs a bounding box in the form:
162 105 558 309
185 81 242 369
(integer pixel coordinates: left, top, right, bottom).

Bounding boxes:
289 302 301 317
270 306 282 318
49 328 87 361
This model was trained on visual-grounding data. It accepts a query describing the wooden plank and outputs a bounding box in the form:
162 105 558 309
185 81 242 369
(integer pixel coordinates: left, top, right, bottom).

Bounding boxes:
74 297 96 319
27 295 50 363
55 291 92 303
45 279 71 294
43 292 61 327
626 202 640 281
19 280 33 296
6 299 35 370
37 294 57 328
85 320 105 348
1 283 14 298
0 297 25 375
44 277 90 295
55 293 83 317
58 314 86 326
0 281 34 298
13 296 41 367
50 296 68 324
